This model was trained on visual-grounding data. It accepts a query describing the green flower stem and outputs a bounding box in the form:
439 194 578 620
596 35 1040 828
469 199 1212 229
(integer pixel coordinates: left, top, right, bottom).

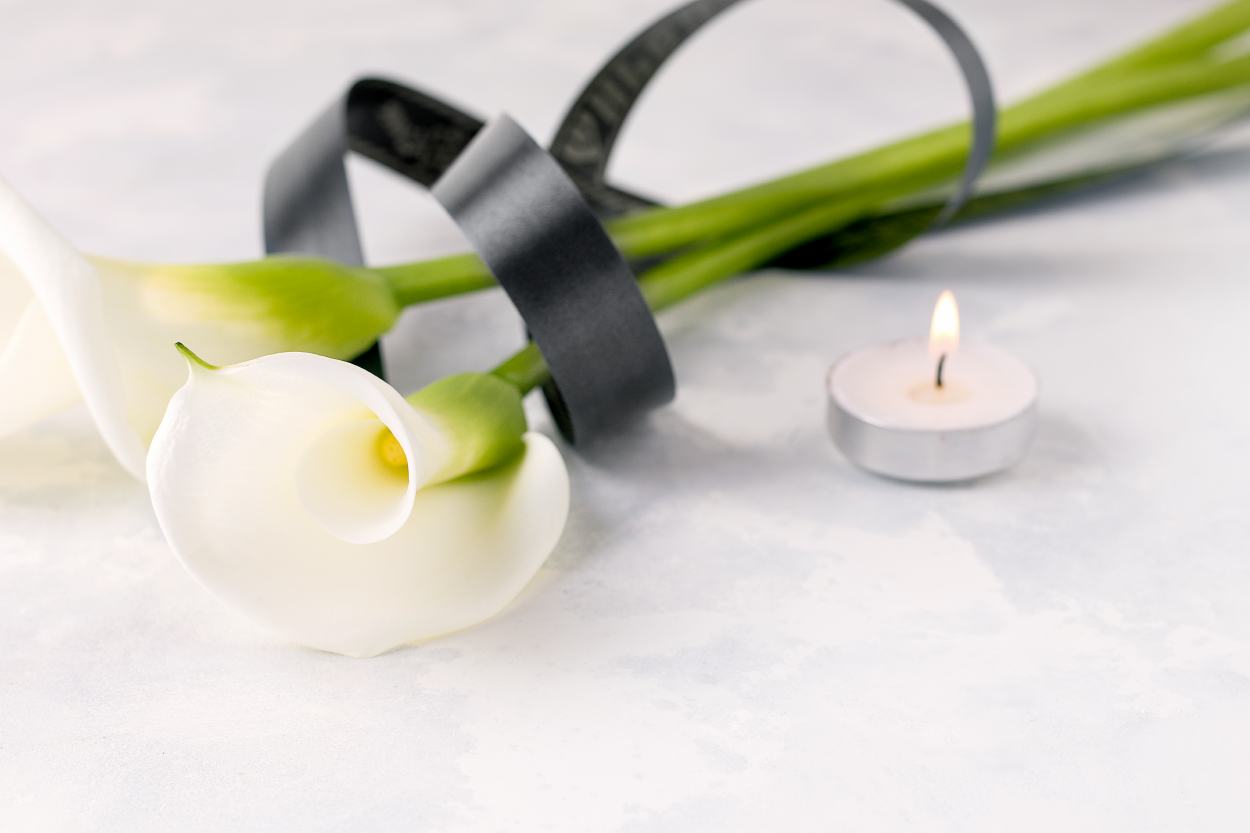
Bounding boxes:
491 343 550 394
606 52 1250 259
485 0 1250 397
374 253 496 306
375 1 1250 310
636 199 877 312
605 0 1250 257
485 149 1191 397
1055 0 1250 86
489 195 881 395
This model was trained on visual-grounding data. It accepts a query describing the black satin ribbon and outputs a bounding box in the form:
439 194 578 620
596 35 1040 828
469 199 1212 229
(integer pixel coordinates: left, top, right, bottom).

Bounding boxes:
262 78 655 378
262 79 675 442
432 116 674 443
263 77 659 255
548 0 740 216
549 0 995 227
544 2 747 277
263 80 485 376
263 0 996 441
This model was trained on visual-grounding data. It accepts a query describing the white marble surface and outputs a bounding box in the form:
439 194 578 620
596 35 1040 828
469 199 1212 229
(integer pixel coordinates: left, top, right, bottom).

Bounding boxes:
4 0 1250 829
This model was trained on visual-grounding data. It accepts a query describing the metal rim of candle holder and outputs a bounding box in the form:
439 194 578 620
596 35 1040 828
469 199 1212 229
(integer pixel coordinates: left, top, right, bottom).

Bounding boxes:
825 343 1039 483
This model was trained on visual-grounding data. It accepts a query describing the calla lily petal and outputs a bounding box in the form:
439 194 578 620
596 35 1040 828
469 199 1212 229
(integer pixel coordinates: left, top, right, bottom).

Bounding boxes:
0 174 401 478
89 254 399 449
0 174 146 478
0 297 82 437
147 351 570 658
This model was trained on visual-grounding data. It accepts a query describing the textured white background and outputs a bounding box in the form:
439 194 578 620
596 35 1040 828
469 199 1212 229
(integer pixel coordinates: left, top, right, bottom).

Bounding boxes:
4 0 1250 830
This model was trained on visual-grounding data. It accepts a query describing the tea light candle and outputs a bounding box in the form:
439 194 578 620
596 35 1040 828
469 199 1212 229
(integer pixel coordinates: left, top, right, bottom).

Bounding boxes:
826 292 1038 482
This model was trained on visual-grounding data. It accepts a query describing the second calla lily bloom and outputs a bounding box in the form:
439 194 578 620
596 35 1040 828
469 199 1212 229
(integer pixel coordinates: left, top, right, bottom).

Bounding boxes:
147 350 570 657
0 173 403 479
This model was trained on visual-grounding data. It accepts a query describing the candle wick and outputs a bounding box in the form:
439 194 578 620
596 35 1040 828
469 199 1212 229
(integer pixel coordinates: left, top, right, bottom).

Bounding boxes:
935 354 946 388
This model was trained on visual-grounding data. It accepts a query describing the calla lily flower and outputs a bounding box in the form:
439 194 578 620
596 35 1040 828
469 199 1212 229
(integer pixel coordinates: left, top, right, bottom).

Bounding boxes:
0 174 401 479
147 349 569 657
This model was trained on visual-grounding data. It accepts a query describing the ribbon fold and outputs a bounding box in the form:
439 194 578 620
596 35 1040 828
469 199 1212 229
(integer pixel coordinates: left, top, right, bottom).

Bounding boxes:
262 0 997 445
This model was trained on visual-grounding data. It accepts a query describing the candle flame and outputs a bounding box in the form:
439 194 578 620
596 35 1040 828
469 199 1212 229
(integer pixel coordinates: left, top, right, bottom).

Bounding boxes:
929 290 959 358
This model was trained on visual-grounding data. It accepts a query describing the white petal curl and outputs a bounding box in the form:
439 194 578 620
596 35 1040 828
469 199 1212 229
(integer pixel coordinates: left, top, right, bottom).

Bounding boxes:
0 175 146 478
0 297 82 436
146 352 570 658
1 175 399 477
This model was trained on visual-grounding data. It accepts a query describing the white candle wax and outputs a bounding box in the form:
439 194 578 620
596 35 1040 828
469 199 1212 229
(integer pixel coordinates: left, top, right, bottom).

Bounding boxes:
826 337 1038 482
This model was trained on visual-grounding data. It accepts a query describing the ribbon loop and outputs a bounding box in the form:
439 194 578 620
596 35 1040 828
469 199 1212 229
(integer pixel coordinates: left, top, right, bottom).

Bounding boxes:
550 0 996 228
263 79 488 377
263 77 658 379
263 0 997 437
549 0 739 217
264 97 364 266
264 79 486 266
345 79 486 188
432 115 675 444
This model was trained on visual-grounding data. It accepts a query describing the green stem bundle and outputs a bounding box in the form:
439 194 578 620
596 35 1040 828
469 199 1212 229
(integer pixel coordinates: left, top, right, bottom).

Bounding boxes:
369 0 1250 395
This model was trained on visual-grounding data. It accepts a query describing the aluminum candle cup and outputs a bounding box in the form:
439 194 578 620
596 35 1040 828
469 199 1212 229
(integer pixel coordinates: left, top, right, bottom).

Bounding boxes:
826 293 1039 483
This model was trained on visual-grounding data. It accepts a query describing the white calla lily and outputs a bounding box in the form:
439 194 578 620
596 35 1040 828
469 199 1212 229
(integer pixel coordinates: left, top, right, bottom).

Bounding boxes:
0 175 146 477
0 174 400 479
147 350 569 658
